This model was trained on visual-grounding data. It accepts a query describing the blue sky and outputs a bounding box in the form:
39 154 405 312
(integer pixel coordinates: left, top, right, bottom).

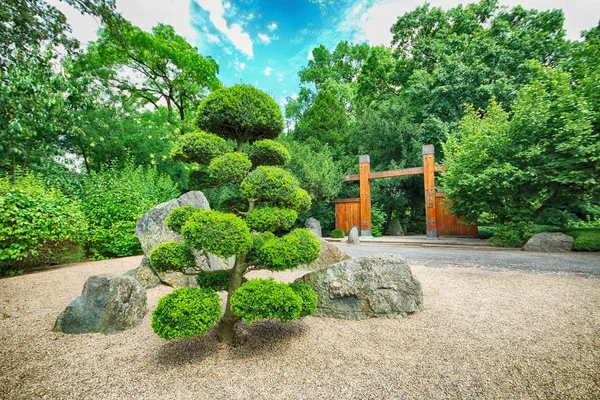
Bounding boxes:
51 0 600 108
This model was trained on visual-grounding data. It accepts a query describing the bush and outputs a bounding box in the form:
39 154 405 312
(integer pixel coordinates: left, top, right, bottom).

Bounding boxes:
331 229 345 238
478 226 496 239
151 288 222 339
258 228 320 270
180 210 252 258
489 221 533 248
289 283 318 317
250 140 290 166
196 270 232 291
241 166 299 203
149 241 196 273
566 229 600 251
165 206 203 234
283 188 312 214
245 206 298 232
208 152 252 184
81 164 179 258
231 278 303 324
371 206 386 237
536 208 578 228
170 131 230 165
0 175 87 273
246 231 276 263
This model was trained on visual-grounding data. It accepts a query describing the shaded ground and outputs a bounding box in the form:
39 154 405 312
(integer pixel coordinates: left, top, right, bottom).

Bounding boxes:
339 244 600 276
0 251 599 399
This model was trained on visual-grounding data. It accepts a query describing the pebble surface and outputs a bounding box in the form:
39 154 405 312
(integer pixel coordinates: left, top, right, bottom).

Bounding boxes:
1 253 599 399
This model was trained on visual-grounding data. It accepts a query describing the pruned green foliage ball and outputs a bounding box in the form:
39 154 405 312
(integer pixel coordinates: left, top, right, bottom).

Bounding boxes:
250 140 291 166
170 131 230 165
149 241 196 273
187 165 214 190
283 188 312 214
245 206 298 232
151 288 222 339
289 283 318 317
258 228 320 270
181 210 252 257
241 166 299 204
208 152 252 184
231 278 302 324
196 270 230 291
331 228 345 238
166 206 203 234
246 231 276 263
196 84 284 145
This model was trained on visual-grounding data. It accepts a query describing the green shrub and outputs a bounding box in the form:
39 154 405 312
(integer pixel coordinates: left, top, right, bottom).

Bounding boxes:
165 206 203 234
536 208 578 228
245 206 298 232
0 175 87 273
246 231 276 263
208 152 252 184
81 164 179 258
196 270 229 291
241 166 299 203
181 210 252 258
170 131 230 165
151 288 222 339
149 241 196 273
371 206 385 237
532 224 564 233
489 221 533 248
289 283 318 317
283 188 312 214
566 229 600 251
331 229 345 238
478 226 496 239
249 140 290 166
231 278 302 324
258 228 320 270
186 165 213 190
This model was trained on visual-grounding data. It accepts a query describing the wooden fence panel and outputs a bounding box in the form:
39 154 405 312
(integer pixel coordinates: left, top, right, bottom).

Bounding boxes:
435 193 478 237
334 198 361 235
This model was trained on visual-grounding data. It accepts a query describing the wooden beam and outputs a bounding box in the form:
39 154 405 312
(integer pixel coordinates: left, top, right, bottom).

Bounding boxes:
423 144 438 239
359 155 372 236
344 165 447 182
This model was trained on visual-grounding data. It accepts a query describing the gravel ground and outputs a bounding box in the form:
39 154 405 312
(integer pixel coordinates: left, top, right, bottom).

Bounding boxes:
1 252 599 399
339 244 600 276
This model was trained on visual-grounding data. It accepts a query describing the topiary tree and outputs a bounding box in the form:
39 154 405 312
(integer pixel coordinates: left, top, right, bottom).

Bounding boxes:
151 84 320 345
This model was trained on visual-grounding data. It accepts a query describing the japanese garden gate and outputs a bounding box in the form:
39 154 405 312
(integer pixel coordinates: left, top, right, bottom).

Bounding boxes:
334 144 477 239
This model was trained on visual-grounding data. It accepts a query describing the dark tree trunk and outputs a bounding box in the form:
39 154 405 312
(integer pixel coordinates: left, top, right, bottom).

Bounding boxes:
217 253 247 345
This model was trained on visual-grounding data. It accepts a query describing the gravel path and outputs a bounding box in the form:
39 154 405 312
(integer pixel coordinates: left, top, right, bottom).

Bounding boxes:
339 244 600 276
1 252 599 399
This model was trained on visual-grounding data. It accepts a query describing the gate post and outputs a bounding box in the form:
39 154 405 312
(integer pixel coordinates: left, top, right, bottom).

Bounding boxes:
359 155 372 237
423 145 439 239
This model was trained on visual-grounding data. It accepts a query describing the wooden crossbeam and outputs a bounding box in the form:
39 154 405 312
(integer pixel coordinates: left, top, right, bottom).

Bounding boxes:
344 165 447 182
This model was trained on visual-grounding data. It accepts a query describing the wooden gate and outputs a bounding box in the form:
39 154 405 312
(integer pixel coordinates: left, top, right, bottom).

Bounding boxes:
334 198 360 235
435 193 478 237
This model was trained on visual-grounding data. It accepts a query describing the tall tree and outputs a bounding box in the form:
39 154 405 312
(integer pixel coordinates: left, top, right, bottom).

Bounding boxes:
80 20 220 121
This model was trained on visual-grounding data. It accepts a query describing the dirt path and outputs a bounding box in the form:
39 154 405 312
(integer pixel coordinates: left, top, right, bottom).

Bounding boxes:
1 254 599 399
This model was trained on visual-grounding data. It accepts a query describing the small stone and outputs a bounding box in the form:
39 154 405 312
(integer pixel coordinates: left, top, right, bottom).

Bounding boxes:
348 227 360 245
523 232 574 253
304 217 322 237
53 274 146 335
387 218 404 236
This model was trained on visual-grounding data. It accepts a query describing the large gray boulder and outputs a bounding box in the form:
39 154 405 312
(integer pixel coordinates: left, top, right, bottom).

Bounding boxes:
133 191 228 288
387 218 404 236
523 232 574 253
305 217 322 237
296 254 423 320
348 226 360 245
305 236 351 270
54 274 146 335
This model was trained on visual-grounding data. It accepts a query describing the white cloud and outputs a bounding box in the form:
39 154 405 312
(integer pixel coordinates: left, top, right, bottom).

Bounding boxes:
267 22 278 31
291 92 298 100
207 33 221 43
277 72 285 82
258 33 271 44
195 0 254 57
307 50 314 60
235 61 246 71
264 67 273 76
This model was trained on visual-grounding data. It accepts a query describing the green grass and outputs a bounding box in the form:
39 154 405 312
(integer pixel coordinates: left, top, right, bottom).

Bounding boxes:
565 228 600 251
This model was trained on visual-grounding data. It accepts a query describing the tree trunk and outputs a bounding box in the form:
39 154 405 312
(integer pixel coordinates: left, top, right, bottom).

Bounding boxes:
217 253 247 345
